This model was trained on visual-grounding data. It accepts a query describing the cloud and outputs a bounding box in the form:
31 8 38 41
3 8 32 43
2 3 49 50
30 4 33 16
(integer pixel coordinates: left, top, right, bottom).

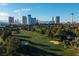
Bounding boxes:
0 3 8 6
0 12 9 22
13 8 31 13
0 12 9 16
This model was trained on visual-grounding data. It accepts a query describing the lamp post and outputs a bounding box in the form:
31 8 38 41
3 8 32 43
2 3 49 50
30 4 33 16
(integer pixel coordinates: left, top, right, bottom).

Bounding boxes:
71 13 74 24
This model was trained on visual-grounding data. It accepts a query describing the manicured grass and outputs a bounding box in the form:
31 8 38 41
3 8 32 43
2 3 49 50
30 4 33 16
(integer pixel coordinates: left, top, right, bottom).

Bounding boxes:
15 30 79 56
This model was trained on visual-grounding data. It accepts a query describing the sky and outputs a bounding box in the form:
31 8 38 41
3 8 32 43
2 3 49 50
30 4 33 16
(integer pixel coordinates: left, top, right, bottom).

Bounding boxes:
0 3 79 23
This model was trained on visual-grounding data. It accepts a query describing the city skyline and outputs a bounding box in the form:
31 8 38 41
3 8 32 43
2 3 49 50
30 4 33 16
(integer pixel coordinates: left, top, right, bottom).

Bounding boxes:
0 3 79 23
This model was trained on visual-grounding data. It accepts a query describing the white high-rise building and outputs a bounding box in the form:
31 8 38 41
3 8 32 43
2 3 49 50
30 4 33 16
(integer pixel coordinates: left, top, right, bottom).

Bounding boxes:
52 17 55 24
27 15 32 25
15 18 20 25
22 16 27 25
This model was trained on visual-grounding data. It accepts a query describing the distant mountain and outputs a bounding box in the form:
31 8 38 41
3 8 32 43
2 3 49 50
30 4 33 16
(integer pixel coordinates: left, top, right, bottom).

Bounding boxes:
38 20 54 24
38 20 50 24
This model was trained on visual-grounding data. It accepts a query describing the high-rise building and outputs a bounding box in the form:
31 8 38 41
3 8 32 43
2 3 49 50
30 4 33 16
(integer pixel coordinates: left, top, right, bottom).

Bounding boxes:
32 17 37 25
56 16 60 24
15 18 19 25
22 16 27 25
27 14 38 25
52 17 55 24
9 16 14 24
27 14 32 25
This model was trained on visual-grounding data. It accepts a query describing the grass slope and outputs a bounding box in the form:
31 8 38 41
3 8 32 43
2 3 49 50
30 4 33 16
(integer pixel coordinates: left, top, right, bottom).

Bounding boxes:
15 30 78 56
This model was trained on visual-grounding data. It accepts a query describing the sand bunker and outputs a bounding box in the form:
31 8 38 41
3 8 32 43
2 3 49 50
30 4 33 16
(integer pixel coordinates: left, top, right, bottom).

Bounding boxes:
50 40 60 45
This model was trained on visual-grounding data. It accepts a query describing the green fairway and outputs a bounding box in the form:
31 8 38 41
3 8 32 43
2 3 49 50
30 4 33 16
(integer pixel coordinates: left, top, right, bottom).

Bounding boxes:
14 30 79 56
